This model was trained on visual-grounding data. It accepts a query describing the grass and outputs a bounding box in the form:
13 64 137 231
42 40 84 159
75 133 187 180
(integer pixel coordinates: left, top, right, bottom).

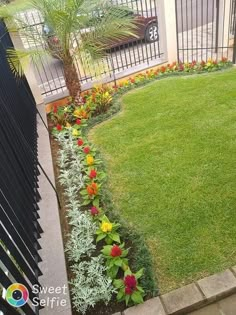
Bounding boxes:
89 68 236 293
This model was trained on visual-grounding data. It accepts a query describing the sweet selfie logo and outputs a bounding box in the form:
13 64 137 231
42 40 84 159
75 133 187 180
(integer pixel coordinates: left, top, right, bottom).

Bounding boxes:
32 284 68 308
6 283 29 308
6 283 68 309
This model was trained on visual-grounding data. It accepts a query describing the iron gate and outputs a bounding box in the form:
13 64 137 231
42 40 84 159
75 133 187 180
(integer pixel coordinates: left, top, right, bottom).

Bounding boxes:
175 0 236 63
0 21 43 315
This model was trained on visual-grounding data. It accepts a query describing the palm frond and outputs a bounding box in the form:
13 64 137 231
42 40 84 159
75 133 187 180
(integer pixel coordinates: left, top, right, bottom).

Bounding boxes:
7 48 50 77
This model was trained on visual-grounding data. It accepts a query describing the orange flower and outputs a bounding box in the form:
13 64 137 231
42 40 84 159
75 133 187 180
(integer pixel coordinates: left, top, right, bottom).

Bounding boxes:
86 182 98 196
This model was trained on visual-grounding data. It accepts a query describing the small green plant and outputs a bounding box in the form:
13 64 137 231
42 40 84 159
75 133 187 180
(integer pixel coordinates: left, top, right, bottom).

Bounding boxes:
50 104 74 126
114 268 145 306
96 215 120 244
101 243 129 278
85 86 113 115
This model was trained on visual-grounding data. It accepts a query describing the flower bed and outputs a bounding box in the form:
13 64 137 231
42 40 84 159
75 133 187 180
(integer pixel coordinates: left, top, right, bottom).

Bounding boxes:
49 58 232 314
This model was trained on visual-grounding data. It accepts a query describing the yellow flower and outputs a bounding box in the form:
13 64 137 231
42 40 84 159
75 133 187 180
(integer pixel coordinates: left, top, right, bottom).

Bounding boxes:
73 109 81 118
101 222 112 233
64 106 69 112
72 128 79 137
66 122 71 128
86 155 94 166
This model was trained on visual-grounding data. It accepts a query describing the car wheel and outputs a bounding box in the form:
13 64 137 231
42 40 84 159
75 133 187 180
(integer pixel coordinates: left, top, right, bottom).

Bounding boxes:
145 23 159 42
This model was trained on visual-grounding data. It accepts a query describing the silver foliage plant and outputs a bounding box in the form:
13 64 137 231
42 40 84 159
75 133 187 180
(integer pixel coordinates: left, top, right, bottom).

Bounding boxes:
70 257 115 315
55 128 115 314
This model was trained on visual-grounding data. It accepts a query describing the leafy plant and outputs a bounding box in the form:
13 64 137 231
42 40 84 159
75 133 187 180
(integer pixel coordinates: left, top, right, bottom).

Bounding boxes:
101 243 129 278
96 215 120 244
114 268 145 306
50 104 74 125
70 257 115 315
90 86 113 115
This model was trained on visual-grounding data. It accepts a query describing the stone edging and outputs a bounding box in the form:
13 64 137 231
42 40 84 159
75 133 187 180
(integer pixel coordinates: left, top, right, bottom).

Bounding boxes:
113 267 236 315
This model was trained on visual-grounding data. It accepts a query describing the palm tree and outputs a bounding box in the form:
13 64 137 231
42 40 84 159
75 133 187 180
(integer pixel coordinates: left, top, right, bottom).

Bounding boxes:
0 0 136 99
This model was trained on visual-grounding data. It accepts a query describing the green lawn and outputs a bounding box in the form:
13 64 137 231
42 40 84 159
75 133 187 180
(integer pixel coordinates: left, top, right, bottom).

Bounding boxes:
90 69 236 293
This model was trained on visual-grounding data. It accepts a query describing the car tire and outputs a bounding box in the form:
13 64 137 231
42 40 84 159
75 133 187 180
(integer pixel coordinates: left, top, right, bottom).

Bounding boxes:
145 23 159 42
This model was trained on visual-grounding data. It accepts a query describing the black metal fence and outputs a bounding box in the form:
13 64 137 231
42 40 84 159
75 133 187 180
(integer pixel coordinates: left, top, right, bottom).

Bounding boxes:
16 0 164 97
0 21 42 315
175 0 236 63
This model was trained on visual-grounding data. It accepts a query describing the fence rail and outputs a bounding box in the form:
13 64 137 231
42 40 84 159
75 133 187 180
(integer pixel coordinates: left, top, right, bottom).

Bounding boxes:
0 21 42 315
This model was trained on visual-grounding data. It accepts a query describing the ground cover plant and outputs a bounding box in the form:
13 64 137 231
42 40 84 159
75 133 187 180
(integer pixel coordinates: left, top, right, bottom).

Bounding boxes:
89 67 236 293
48 59 233 313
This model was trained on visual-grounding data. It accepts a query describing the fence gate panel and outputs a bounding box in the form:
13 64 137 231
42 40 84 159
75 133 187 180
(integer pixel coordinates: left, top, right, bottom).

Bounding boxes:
175 0 236 63
0 21 43 315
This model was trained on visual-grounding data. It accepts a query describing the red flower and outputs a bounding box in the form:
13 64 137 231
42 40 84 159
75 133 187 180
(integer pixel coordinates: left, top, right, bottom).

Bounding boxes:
56 124 62 131
124 275 137 289
53 105 58 113
125 287 133 295
83 146 90 154
110 245 122 257
89 169 97 179
76 119 81 125
77 138 83 146
161 66 166 73
90 206 99 216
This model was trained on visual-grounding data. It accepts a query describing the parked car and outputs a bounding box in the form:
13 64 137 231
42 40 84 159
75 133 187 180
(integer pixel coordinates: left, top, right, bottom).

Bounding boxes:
42 9 159 56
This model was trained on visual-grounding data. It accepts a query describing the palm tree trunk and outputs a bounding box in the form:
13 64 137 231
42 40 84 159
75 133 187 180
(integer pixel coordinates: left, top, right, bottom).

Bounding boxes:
63 55 81 100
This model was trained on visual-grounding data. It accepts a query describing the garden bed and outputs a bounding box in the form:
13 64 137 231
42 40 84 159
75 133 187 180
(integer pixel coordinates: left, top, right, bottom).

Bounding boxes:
47 59 233 314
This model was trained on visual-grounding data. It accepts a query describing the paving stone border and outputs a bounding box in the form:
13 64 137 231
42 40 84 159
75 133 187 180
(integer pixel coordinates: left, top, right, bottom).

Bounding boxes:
114 267 236 315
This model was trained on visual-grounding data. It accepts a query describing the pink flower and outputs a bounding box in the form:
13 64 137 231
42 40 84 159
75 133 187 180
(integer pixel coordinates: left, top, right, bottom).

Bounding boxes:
124 275 137 289
90 206 99 216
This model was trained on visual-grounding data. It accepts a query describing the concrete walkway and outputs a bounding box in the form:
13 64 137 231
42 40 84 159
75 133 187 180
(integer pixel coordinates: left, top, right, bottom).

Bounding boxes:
189 293 236 315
